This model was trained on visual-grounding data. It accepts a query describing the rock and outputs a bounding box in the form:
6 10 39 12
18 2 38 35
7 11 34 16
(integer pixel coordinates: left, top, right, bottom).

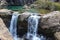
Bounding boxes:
0 0 7 9
19 11 41 21
6 0 36 5
23 5 31 11
41 11 60 29
20 12 31 21
1 10 60 40
0 18 13 40
54 32 60 40
40 11 60 40
0 9 13 15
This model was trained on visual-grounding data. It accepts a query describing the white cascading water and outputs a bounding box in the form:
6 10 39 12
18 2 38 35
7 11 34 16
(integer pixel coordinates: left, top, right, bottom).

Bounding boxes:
9 12 19 40
27 13 45 40
27 14 40 40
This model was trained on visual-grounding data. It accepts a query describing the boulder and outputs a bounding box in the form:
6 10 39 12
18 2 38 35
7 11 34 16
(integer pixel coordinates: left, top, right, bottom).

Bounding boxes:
0 18 13 40
54 32 60 40
40 11 60 40
19 12 32 21
41 11 60 29
0 0 7 9
0 9 13 15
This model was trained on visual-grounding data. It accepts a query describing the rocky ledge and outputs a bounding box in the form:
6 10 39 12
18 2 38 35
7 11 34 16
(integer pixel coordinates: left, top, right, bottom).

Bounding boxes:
0 9 13 15
0 9 60 40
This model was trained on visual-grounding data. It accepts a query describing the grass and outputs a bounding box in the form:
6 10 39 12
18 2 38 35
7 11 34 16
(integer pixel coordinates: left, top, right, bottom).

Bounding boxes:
53 2 60 11
37 9 50 14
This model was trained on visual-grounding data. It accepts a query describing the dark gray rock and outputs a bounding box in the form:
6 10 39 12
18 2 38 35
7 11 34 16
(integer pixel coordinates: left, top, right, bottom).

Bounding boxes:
6 0 36 6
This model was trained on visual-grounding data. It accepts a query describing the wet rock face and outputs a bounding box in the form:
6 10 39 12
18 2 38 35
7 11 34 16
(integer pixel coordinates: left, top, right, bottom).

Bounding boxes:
0 18 13 40
0 9 13 28
0 15 12 28
17 20 28 37
6 0 36 5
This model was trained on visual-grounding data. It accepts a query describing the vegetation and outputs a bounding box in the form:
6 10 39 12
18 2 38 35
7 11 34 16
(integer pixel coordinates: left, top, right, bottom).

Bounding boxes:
6 0 60 14
30 0 60 14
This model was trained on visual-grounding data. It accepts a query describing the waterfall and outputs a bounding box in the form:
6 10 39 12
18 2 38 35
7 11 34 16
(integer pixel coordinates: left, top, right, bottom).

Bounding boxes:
26 13 45 40
9 12 46 40
9 12 19 40
27 14 40 40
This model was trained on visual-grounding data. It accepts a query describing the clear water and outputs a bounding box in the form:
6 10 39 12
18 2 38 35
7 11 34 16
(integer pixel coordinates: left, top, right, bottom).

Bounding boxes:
9 12 19 40
7 6 23 11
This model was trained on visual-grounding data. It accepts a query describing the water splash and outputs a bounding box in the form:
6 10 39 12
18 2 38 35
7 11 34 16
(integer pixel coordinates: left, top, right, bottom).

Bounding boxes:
9 12 19 40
